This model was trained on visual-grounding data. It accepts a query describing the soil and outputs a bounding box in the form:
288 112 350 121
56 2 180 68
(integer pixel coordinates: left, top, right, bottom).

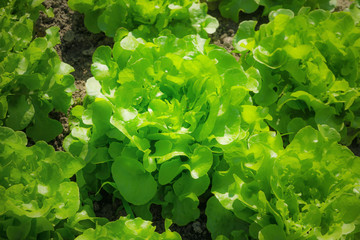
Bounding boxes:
35 0 356 239
336 0 353 11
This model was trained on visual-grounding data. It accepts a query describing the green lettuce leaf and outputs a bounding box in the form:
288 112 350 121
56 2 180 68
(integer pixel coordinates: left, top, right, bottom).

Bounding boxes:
215 0 336 22
65 33 269 226
234 8 360 144
75 215 181 240
209 126 360 239
68 0 218 39
0 2 76 142
0 126 85 239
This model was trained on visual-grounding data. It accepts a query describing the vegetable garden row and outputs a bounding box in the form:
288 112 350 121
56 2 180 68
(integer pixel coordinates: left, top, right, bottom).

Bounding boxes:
1 0 360 239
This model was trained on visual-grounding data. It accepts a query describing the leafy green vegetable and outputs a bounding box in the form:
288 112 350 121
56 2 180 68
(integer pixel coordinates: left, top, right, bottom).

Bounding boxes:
2 2 357 240
112 147 158 205
258 0 337 15
234 8 360 144
348 0 360 24
75 216 181 239
67 0 218 39
1 0 46 21
216 0 260 22
206 196 250 239
0 127 85 240
64 32 270 225
208 0 337 22
0 2 76 141
207 130 283 239
271 126 360 239
208 126 360 239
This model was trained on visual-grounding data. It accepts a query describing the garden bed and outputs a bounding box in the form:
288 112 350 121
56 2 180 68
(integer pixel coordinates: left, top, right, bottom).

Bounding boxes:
1 0 357 239
33 0 357 239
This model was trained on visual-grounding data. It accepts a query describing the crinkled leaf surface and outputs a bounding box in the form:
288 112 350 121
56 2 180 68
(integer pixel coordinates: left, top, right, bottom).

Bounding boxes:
210 126 360 239
0 4 75 142
68 0 218 39
66 32 271 226
235 8 360 144
75 215 181 240
0 127 84 239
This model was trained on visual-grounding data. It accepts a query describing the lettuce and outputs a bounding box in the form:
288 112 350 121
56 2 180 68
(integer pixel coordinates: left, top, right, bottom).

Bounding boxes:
258 0 337 15
75 216 181 239
67 0 218 39
0 2 76 142
234 8 360 144
208 126 360 239
0 127 85 240
0 0 45 21
207 130 284 239
64 32 270 225
216 0 259 22
211 0 337 22
348 0 360 24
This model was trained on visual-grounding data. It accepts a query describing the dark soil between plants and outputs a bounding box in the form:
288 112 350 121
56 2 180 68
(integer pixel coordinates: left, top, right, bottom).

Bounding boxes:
35 0 357 239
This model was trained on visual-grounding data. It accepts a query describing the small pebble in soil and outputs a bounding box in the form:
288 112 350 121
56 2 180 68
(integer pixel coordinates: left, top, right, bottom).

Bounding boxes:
192 221 203 234
222 36 233 49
